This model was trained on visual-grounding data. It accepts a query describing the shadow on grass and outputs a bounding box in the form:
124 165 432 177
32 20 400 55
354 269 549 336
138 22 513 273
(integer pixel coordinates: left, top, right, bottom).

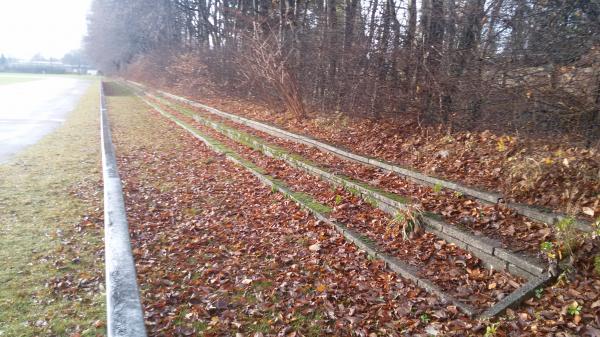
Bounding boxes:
103 81 133 96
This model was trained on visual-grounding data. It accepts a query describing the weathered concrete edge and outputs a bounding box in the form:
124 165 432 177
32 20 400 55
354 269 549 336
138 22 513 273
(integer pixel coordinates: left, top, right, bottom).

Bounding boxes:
479 273 554 319
158 98 545 279
100 82 148 337
141 97 479 318
507 202 594 232
127 81 593 231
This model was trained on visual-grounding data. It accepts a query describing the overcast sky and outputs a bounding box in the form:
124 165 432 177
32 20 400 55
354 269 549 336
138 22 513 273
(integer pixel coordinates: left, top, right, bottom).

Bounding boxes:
0 0 93 60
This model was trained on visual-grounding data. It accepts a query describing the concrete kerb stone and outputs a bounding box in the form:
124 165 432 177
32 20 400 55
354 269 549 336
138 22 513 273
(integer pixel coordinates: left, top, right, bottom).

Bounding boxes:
424 215 544 278
423 223 511 273
421 215 445 231
377 254 477 317
132 82 600 231
339 226 381 256
184 107 412 215
508 202 595 232
384 256 478 316
472 248 510 274
141 96 483 318
495 248 545 276
507 263 540 280
480 274 554 319
101 83 148 337
507 203 558 227
425 227 469 252
441 225 498 255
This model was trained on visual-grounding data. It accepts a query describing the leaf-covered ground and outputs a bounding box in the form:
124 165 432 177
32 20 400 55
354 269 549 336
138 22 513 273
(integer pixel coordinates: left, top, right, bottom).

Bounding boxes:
134 78 599 220
0 81 105 337
108 84 468 335
150 95 557 255
147 96 526 311
107 82 599 335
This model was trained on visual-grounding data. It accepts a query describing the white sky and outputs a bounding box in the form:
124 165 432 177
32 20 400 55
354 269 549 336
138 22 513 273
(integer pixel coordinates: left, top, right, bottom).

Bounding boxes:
0 0 93 60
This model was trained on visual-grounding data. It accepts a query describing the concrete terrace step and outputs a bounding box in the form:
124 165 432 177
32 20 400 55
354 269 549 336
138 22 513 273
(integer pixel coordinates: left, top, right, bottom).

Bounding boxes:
148 91 547 282
127 80 593 233
140 95 554 319
140 97 479 316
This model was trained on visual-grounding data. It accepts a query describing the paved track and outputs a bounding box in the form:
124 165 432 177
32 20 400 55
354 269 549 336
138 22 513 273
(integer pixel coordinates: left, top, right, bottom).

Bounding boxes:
0 76 91 162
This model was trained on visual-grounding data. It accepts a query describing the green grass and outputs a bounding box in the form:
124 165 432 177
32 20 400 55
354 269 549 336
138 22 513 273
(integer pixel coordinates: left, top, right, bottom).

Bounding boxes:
0 72 99 81
290 312 323 336
0 81 105 336
0 73 42 85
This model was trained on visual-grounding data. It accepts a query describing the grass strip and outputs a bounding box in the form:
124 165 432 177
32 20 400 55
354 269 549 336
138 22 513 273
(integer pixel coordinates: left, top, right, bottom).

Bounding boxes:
0 80 105 336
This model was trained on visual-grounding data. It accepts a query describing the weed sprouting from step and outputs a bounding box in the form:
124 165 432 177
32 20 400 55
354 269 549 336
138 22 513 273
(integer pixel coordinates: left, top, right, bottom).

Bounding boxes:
556 217 577 251
542 217 598 266
484 322 500 337
334 194 343 205
346 186 360 197
540 241 555 259
365 195 378 208
544 216 589 268
386 207 424 241
567 301 582 316
534 287 544 299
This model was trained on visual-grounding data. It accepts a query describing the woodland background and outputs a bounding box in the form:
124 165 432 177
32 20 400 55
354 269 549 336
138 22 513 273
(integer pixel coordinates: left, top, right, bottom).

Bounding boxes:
86 0 600 144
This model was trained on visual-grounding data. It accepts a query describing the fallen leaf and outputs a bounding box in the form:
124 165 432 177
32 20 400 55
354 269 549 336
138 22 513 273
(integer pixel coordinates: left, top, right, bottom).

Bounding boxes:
309 243 321 252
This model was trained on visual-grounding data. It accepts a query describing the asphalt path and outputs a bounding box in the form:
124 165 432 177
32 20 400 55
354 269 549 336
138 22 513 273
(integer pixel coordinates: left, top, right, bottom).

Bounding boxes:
0 76 92 162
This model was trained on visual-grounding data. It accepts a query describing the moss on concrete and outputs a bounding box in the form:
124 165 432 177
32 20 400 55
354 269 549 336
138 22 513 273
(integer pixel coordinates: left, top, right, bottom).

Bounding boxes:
290 192 333 215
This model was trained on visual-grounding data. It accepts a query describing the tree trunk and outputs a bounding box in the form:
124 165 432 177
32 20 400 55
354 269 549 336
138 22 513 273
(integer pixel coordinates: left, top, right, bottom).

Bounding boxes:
420 0 444 123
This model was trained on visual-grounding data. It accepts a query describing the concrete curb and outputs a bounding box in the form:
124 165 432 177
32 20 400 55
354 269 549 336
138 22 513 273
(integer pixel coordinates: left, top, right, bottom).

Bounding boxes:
101 82 147 337
141 97 479 318
126 80 593 232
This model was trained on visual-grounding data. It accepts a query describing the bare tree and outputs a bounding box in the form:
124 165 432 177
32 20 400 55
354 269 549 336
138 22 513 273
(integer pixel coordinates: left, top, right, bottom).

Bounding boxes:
86 0 600 143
